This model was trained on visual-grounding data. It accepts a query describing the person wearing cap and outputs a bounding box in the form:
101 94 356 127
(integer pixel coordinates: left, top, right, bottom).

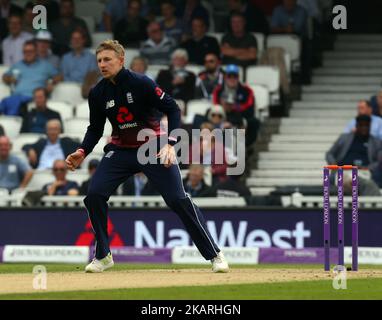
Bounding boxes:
35 30 60 69
212 64 259 146
79 159 100 195
326 114 382 187
221 12 257 68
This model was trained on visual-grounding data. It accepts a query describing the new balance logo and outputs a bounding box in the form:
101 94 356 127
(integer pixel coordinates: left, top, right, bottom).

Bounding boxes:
106 100 115 109
126 92 134 104
105 151 114 158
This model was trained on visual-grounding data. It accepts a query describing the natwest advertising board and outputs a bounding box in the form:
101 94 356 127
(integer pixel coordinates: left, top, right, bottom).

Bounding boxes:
0 208 381 248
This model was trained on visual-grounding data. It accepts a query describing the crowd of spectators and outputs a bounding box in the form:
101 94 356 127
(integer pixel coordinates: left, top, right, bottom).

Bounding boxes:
0 0 330 203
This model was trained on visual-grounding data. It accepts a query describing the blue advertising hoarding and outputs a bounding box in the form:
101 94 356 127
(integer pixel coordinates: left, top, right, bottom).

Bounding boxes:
0 208 381 248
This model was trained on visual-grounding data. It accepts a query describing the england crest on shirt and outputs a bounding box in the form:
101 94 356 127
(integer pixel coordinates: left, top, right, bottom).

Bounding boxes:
126 92 134 104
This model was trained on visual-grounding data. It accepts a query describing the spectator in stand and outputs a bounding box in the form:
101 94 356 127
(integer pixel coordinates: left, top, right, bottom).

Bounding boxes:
43 159 79 196
140 21 176 65
102 0 151 32
212 64 259 146
60 30 98 83
130 56 149 75
0 135 34 192
342 170 381 196
326 115 382 187
181 17 220 66
271 0 311 83
0 1 23 43
183 164 211 197
156 49 196 102
35 30 60 69
189 122 229 185
79 159 99 195
20 87 63 134
122 172 159 196
113 0 148 48
195 52 225 100
159 0 184 45
192 104 227 131
225 0 270 34
204 171 252 204
1 40 61 116
221 12 257 68
22 2 37 34
271 0 307 36
344 100 382 140
2 14 34 66
49 0 91 56
370 89 382 117
22 119 80 170
178 0 209 36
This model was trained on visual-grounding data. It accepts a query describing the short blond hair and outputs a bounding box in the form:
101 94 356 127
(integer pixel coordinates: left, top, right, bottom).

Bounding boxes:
96 39 125 57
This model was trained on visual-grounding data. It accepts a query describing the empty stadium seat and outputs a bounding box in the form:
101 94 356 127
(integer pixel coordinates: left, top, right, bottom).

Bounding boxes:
12 133 43 153
124 48 140 68
207 32 223 44
67 170 90 186
249 84 270 120
253 32 265 57
0 83 10 100
146 64 167 80
185 65 204 76
26 170 55 191
246 66 280 105
65 118 113 136
81 16 96 33
0 115 22 138
92 32 113 49
267 34 301 72
75 101 89 118
51 82 85 106
76 1 104 25
92 136 109 153
184 99 212 124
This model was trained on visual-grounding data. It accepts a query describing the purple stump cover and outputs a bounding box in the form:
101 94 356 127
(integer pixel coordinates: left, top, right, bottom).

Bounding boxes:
323 168 331 271
337 168 344 266
352 167 359 271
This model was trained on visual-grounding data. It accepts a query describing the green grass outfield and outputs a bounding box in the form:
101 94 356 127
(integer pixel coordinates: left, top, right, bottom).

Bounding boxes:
0 263 381 300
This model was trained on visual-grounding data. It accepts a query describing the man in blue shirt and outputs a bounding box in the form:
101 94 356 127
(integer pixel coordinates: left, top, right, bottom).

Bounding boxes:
1 40 61 115
344 100 382 140
60 30 98 83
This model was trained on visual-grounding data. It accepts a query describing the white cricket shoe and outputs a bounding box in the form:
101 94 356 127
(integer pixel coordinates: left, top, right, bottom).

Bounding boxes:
85 253 114 273
211 252 229 273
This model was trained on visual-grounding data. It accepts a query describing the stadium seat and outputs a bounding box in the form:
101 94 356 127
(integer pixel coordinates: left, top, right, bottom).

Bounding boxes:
0 83 10 100
124 48 140 68
26 170 55 191
92 136 109 153
248 84 270 121
253 32 265 58
146 64 167 80
12 133 43 153
184 99 212 124
0 64 8 79
185 65 204 76
246 66 280 105
201 1 216 32
51 82 85 106
67 170 90 186
92 32 113 49
81 16 96 33
207 32 223 44
76 1 104 25
65 118 112 136
75 101 89 118
267 34 301 72
27 100 74 121
0 115 22 138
